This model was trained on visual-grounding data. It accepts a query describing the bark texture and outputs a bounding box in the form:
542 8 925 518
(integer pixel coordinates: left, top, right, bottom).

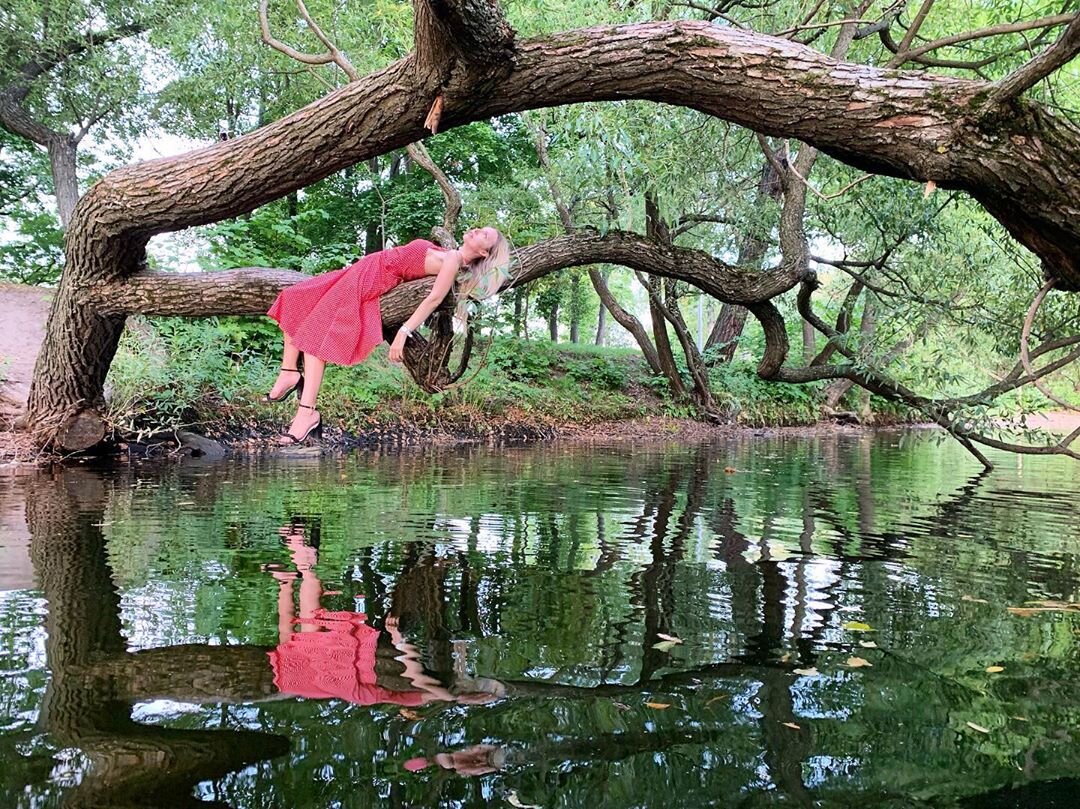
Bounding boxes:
27 10 1080 446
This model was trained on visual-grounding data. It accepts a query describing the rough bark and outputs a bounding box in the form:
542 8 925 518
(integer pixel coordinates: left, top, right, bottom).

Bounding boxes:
28 12 1080 445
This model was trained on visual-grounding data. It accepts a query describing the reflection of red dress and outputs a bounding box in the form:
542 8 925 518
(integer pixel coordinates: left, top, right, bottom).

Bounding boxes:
268 609 425 706
266 239 442 365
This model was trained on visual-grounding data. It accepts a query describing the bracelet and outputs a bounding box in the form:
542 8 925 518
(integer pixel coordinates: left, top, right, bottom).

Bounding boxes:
398 325 413 338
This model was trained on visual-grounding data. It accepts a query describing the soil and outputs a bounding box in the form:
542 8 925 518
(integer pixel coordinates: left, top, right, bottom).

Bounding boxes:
0 283 54 465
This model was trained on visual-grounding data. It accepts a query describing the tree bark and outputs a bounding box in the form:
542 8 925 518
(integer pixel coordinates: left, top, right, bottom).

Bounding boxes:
548 302 559 342
28 11 1080 445
595 288 607 346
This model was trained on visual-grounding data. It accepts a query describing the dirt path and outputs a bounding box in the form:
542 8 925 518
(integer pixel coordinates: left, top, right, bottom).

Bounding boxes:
0 284 52 463
0 283 51 418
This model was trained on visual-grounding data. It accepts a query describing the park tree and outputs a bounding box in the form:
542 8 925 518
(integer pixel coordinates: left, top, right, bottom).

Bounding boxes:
18 0 1080 466
0 1 187 228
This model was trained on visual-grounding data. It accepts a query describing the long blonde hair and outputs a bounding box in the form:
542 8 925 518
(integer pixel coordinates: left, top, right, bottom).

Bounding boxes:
455 230 511 327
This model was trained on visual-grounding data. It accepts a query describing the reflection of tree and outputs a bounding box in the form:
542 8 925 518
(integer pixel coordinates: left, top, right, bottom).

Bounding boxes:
26 470 288 809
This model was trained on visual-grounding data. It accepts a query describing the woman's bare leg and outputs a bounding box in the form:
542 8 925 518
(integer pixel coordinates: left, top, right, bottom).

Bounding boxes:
280 354 325 442
268 329 303 400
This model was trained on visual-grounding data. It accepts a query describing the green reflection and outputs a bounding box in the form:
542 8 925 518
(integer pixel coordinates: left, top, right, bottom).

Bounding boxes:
1 434 1079 807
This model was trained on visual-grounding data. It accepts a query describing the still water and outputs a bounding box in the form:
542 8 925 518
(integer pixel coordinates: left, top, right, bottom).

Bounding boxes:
1 432 1079 808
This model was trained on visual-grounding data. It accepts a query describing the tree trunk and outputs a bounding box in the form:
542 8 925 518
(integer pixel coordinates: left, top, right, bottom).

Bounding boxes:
26 10 1080 445
705 159 783 361
47 133 79 229
802 318 817 366
595 293 607 346
548 302 559 342
513 287 525 336
588 268 663 374
569 273 581 343
649 290 687 399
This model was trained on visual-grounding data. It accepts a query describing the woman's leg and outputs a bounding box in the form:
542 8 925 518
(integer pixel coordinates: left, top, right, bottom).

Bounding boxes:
268 329 303 400
280 354 325 442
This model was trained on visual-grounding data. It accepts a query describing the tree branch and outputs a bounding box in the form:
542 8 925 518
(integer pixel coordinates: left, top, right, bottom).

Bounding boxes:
984 14 1080 107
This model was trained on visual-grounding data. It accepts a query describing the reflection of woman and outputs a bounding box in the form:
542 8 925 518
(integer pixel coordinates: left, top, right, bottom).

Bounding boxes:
265 518 505 706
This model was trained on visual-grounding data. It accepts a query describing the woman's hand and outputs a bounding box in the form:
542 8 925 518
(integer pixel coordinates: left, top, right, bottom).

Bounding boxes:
389 335 405 363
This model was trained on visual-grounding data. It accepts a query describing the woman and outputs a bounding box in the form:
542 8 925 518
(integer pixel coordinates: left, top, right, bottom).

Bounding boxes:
265 227 510 444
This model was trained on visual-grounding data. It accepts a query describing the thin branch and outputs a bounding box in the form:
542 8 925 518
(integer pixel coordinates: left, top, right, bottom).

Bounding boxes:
1020 279 1079 411
985 14 1080 106
891 13 1076 68
258 0 337 67
894 0 937 56
294 0 359 79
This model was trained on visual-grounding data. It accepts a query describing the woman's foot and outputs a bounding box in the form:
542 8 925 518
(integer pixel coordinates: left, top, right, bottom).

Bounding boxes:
277 405 322 445
266 369 303 402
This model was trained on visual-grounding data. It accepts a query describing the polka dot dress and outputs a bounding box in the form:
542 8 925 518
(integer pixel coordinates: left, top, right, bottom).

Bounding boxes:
267 238 442 365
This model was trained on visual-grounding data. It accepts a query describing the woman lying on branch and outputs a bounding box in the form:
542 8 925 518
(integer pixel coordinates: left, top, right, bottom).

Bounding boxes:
264 227 510 444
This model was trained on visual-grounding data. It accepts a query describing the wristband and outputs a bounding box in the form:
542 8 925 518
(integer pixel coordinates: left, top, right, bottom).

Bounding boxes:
398 325 413 338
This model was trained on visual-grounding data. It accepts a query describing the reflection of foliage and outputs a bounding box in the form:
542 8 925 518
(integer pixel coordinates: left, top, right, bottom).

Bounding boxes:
6 439 1080 805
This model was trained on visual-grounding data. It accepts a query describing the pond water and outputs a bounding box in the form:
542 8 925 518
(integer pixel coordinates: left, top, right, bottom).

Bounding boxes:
1 432 1079 808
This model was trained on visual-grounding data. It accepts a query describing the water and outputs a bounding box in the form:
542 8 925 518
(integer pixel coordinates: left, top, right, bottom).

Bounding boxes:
1 432 1079 808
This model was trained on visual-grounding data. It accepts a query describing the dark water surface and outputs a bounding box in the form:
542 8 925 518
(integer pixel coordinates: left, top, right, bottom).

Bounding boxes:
2 432 1079 808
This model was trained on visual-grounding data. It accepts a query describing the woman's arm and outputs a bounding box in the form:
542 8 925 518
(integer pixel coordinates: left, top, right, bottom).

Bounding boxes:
388 250 462 362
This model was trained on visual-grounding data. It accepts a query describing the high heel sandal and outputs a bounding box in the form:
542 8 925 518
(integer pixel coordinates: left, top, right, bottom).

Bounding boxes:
265 367 304 403
279 404 323 445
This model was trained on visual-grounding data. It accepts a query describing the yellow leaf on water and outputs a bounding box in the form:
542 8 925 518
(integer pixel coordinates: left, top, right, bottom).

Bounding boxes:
846 656 873 668
398 708 422 721
656 633 683 644
793 667 819 677
781 722 801 730
961 595 989 604
859 641 878 649
842 621 874 632
652 640 678 652
1006 608 1038 617
985 666 1005 673
645 702 671 710
966 722 991 734
506 791 542 809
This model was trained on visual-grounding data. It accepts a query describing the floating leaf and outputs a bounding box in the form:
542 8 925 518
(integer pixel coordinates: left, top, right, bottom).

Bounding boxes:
859 641 878 649
781 722 801 730
645 702 671 710
846 656 873 668
656 633 683 644
506 791 542 809
842 621 874 632
793 667 819 676
966 722 991 734
1007 607 1038 617
961 595 989 604
723 466 737 474
652 640 678 652
612 702 631 711
985 666 1005 673
398 708 422 721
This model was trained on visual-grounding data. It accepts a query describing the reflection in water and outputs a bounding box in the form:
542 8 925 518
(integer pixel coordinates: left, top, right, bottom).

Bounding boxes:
1 434 1080 807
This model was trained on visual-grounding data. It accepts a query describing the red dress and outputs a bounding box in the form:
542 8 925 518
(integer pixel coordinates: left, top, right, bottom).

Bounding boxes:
266 239 443 365
268 609 426 706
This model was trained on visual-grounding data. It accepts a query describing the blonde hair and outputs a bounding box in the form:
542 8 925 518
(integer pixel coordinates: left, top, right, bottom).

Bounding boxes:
454 230 511 327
